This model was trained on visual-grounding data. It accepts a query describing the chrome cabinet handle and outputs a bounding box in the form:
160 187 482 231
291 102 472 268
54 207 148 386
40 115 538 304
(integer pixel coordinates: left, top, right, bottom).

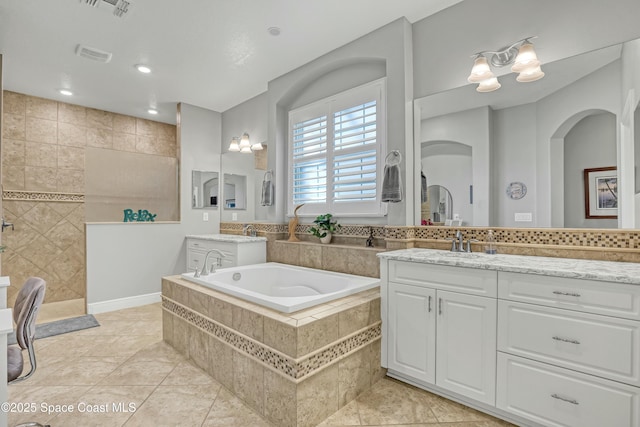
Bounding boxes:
428 295 432 313
553 291 581 297
551 394 579 405
552 336 580 345
439 298 442 315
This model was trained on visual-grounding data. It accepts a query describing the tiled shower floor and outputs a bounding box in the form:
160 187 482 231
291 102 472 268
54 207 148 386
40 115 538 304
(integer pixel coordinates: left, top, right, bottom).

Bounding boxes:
8 303 514 426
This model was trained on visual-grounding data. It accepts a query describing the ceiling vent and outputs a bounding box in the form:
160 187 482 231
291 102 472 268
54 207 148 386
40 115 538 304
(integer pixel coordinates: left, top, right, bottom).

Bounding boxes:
81 0 131 18
75 44 113 63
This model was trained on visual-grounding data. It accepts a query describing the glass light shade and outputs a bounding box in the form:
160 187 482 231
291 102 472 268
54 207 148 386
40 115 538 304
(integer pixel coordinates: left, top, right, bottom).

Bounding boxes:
467 56 494 83
240 145 252 154
250 141 264 151
239 133 251 149
228 137 240 152
511 42 541 73
476 77 501 93
516 65 545 82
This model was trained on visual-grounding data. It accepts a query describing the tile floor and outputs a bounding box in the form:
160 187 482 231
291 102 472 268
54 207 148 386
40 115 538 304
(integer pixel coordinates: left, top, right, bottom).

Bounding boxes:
9 303 515 427
36 298 86 324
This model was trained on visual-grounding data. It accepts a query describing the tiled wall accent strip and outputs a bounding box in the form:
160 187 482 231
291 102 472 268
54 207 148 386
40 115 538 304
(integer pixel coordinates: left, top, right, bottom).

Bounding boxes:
162 296 381 381
221 222 639 249
3 190 84 203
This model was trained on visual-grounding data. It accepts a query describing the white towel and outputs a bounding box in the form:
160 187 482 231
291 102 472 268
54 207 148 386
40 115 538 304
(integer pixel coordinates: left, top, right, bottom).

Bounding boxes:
381 163 402 203
261 172 273 206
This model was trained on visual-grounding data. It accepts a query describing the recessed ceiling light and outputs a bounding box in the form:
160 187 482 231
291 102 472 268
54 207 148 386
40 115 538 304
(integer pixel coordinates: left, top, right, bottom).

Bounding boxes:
147 108 158 115
58 89 73 96
136 64 152 74
267 27 281 36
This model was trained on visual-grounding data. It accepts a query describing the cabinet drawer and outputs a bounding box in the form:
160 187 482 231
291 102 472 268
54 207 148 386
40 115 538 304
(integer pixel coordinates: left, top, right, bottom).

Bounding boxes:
187 238 235 254
497 353 639 427
498 271 640 321
498 301 640 386
188 249 236 272
389 260 497 297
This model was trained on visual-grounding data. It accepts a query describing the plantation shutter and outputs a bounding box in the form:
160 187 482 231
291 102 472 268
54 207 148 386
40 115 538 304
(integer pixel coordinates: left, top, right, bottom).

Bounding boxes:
292 115 328 205
288 78 386 217
333 101 378 204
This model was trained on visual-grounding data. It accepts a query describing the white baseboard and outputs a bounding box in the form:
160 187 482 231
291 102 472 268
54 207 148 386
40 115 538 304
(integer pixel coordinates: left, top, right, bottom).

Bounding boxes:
87 292 161 314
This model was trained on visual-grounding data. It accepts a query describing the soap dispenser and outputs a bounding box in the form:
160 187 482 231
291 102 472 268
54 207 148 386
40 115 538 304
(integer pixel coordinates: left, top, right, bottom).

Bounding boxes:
485 230 497 254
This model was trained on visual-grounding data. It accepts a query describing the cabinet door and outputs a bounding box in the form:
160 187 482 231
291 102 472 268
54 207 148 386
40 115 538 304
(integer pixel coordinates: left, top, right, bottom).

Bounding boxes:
388 282 436 383
436 290 497 405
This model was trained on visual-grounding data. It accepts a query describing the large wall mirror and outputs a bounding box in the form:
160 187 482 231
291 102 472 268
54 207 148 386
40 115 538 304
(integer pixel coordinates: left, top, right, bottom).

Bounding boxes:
414 37 640 229
192 170 219 209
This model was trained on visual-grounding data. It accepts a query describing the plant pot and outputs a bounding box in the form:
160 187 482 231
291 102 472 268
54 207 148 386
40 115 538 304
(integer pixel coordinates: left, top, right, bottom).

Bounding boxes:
320 232 332 244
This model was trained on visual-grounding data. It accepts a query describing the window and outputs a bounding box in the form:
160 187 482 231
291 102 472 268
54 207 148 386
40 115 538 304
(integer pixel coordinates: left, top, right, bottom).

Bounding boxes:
288 79 386 217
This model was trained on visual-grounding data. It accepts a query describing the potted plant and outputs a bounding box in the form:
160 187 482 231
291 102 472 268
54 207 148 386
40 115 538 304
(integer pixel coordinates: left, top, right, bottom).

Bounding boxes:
309 213 341 244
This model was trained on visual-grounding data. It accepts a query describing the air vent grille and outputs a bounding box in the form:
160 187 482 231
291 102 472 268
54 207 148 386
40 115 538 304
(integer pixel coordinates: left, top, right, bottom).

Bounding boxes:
75 44 113 63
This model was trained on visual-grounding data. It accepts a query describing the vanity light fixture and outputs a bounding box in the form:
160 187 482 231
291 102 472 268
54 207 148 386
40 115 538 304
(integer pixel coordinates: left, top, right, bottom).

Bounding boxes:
228 133 263 153
468 37 544 92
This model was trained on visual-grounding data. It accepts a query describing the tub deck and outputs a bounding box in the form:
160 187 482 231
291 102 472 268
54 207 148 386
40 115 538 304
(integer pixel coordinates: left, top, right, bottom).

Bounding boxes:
162 274 383 427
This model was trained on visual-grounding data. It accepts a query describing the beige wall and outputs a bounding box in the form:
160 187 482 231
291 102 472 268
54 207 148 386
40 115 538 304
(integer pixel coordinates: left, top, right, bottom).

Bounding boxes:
1 90 177 305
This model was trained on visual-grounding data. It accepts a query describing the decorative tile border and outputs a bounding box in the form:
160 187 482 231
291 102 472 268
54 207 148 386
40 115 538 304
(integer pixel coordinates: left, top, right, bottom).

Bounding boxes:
220 222 286 234
412 226 640 249
162 296 381 381
3 190 84 203
223 222 639 250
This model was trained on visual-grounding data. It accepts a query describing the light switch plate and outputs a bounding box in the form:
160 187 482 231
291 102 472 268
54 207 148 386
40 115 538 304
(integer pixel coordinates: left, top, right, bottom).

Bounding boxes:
203 212 209 221
232 213 238 221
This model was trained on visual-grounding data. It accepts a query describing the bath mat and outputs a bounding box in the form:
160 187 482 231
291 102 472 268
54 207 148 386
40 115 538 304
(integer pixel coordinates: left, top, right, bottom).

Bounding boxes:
7 314 100 345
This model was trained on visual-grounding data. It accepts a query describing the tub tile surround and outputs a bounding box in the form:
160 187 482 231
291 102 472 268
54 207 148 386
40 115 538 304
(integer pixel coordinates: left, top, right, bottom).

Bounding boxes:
162 276 384 427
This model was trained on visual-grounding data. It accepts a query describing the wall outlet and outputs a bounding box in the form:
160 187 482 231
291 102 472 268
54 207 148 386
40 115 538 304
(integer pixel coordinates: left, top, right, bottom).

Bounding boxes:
514 212 533 222
232 213 238 221
203 212 209 221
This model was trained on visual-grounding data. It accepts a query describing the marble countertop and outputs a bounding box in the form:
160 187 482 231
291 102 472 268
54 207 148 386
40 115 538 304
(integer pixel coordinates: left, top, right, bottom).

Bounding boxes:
186 234 267 243
378 248 640 285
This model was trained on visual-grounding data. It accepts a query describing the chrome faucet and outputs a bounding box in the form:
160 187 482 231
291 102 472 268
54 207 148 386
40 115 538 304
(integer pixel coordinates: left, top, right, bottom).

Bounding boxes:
243 224 257 237
202 249 226 275
447 231 477 253
455 230 464 251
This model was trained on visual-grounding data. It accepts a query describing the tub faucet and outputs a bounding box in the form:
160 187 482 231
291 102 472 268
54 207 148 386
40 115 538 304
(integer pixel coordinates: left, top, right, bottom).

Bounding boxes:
365 227 374 247
202 249 226 275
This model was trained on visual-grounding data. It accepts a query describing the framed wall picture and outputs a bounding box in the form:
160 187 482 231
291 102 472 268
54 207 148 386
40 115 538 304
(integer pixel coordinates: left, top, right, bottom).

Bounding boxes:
583 166 617 219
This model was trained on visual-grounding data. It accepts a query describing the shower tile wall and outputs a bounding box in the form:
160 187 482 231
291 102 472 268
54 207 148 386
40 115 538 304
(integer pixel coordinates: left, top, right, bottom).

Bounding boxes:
1 90 176 306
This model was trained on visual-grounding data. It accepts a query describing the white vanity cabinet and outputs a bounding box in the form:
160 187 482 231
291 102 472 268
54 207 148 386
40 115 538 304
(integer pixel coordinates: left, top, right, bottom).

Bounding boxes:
379 249 640 427
186 234 266 273
496 271 640 427
385 260 497 405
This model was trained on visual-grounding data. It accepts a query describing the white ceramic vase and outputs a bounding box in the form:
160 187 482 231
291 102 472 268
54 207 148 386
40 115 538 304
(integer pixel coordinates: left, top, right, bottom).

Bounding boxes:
320 232 332 244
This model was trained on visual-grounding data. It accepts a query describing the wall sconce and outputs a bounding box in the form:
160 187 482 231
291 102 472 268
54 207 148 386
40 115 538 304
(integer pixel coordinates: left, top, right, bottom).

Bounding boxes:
228 132 263 154
468 37 544 92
